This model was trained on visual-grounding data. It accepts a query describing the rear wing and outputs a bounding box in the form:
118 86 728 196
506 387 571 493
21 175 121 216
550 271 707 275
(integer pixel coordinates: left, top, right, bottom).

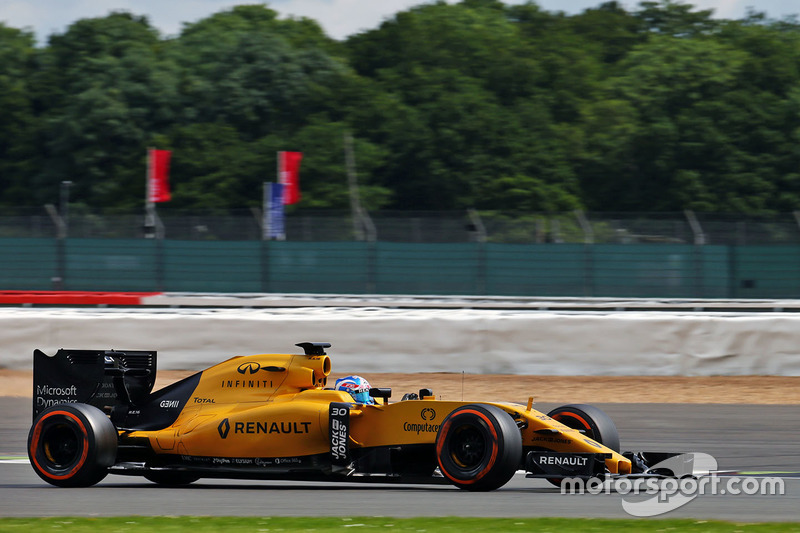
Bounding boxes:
33 349 157 420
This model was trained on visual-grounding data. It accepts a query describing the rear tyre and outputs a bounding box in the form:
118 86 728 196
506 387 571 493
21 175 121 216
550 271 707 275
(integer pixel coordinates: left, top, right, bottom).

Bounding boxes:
28 403 118 487
545 404 620 488
435 404 522 491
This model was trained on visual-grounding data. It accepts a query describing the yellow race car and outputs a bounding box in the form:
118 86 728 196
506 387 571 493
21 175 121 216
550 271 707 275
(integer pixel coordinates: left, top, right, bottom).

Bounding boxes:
28 342 675 490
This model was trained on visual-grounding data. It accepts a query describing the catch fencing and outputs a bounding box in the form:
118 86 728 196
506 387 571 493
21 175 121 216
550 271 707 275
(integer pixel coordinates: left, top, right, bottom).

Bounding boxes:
2 210 800 298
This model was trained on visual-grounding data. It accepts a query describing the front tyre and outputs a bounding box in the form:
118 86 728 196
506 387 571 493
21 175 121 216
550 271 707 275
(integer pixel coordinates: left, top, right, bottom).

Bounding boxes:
545 404 620 488
435 404 522 491
546 404 620 452
28 403 117 487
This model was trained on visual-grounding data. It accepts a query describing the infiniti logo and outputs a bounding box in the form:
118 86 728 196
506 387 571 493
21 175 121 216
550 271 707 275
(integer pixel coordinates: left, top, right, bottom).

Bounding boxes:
237 362 262 374
218 418 230 439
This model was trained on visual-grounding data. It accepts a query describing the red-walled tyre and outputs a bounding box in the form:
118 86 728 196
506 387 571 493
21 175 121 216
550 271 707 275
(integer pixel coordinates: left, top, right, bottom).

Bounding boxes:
435 404 522 491
546 404 620 452
28 403 118 487
545 404 620 488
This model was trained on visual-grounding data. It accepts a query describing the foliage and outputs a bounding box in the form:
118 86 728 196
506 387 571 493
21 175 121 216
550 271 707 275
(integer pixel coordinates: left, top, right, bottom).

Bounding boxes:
1 1 800 214
0 24 37 206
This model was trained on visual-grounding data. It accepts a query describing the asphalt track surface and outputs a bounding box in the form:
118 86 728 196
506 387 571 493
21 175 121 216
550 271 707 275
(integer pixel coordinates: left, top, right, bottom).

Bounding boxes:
2 397 799 521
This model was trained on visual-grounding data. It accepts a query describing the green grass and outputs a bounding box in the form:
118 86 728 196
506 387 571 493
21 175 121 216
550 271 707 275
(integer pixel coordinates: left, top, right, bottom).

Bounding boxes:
0 517 798 532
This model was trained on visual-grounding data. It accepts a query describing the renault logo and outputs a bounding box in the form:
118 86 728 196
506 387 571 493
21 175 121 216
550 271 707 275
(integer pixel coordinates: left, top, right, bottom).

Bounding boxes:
218 418 230 439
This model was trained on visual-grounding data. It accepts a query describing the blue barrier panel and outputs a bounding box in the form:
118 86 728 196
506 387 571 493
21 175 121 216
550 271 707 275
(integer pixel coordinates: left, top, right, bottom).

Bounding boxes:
699 245 730 298
485 244 586 296
589 244 698 297
267 241 372 293
1 238 799 298
163 240 262 292
733 246 800 298
66 239 158 291
375 243 481 294
0 238 58 289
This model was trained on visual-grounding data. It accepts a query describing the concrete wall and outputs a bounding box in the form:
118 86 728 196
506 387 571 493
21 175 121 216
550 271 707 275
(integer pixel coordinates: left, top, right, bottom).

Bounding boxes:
3 307 799 376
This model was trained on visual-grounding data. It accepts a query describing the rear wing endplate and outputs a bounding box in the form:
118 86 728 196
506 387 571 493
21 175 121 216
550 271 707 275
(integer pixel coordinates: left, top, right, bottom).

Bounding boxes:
33 348 157 420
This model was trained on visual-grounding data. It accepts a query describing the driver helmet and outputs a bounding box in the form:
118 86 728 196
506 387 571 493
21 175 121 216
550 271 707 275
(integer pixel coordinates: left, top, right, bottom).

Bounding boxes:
335 375 375 404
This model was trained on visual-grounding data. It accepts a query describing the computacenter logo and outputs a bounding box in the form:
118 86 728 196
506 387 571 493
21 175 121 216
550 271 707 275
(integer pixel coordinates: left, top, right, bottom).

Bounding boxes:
560 453 785 517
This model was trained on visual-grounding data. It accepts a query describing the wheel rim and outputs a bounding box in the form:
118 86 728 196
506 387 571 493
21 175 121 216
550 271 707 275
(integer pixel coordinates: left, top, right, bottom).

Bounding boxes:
41 423 81 469
448 424 487 469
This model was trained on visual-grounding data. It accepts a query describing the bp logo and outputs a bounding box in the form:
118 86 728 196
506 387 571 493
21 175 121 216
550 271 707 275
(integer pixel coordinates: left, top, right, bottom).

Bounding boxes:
237 362 262 374
421 407 436 421
218 418 230 439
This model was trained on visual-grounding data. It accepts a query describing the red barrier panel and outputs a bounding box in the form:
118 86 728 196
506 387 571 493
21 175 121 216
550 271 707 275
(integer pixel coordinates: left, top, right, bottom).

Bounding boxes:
0 291 162 305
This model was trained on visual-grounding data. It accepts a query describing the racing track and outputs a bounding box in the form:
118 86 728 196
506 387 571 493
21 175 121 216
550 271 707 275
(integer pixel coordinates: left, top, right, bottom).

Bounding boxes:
2 397 798 521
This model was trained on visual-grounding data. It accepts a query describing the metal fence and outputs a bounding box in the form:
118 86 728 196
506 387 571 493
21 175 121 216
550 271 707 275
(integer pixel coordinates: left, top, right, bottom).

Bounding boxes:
4 208 800 244
2 209 800 298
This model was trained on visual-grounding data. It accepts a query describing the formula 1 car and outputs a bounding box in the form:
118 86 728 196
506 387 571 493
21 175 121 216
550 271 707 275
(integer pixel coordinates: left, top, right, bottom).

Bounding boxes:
29 342 684 490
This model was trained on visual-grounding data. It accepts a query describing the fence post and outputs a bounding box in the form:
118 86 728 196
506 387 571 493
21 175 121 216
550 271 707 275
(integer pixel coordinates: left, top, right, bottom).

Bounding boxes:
154 213 165 291
44 204 66 290
155 238 165 291
575 210 594 297
685 210 705 298
467 209 487 295
261 240 271 293
728 245 737 298
344 132 366 241
254 205 271 293
363 212 377 293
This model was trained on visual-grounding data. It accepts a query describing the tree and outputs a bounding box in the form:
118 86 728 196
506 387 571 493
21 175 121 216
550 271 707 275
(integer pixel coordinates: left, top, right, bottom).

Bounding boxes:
576 29 800 212
635 0 719 36
163 5 373 209
170 5 346 141
30 12 179 209
1 1 799 215
345 0 588 210
0 24 36 207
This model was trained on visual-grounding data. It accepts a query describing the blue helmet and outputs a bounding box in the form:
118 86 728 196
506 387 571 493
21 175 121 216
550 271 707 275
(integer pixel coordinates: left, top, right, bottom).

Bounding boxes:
335 375 374 404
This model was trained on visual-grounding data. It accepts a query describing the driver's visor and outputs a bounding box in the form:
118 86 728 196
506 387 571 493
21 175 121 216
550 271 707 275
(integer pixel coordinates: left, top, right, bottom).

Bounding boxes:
350 390 372 404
